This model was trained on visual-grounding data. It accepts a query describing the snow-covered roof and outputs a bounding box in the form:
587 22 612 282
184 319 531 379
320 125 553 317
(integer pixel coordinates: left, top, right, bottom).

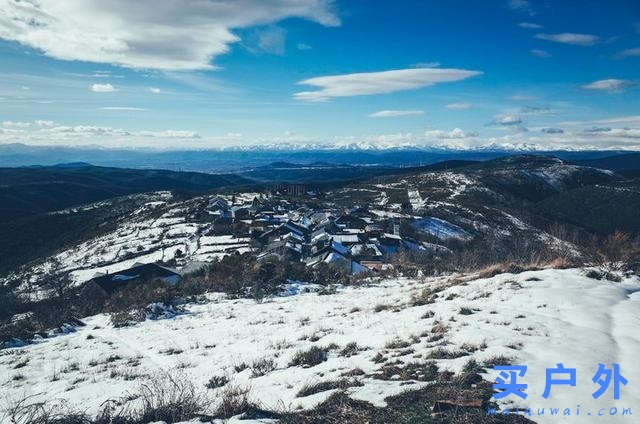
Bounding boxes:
330 234 360 243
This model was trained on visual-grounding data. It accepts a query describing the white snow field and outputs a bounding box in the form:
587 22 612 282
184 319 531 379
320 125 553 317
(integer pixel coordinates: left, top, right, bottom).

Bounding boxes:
1 268 639 423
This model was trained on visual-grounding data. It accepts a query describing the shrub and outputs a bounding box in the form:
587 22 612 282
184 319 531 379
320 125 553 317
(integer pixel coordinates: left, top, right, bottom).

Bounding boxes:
205 375 229 389
296 379 363 398
250 357 277 377
289 346 329 368
426 347 469 359
339 342 366 357
211 385 264 420
132 371 208 423
384 338 411 349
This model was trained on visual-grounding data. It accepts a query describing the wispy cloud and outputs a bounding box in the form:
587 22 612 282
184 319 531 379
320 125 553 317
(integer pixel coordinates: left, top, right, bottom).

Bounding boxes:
2 121 32 128
100 107 148 111
369 110 424 118
518 22 542 29
530 49 551 58
297 42 312 51
91 83 117 93
412 62 441 68
0 0 339 70
615 47 640 59
148 87 161 94
490 114 523 126
253 26 287 55
534 33 599 46
294 68 482 102
520 106 551 115
582 79 636 92
595 115 640 124
445 102 473 110
509 94 537 101
507 0 536 15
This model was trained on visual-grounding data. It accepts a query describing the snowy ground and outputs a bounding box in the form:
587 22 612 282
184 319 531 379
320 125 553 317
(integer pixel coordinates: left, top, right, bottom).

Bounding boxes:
1 268 639 423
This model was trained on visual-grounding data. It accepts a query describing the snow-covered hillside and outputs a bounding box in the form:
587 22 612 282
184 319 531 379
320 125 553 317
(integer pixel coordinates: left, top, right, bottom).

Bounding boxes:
1 268 638 423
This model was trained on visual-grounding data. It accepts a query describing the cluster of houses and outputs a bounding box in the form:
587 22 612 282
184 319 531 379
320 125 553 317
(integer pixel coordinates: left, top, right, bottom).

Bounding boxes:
206 194 435 275
86 192 443 292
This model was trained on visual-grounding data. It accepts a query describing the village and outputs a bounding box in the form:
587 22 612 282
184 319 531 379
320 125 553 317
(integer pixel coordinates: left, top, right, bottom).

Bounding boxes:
80 185 456 292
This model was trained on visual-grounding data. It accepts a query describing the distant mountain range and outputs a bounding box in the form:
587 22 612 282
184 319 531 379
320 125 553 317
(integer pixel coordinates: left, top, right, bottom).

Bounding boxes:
2 151 640 224
0 142 635 172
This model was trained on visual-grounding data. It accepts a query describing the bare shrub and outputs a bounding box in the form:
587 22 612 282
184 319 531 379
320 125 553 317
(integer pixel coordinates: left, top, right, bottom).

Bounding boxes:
211 384 261 420
339 342 367 357
384 338 411 350
132 371 208 423
205 375 229 389
289 346 329 368
426 347 469 359
591 231 640 269
296 379 363 397
250 357 276 377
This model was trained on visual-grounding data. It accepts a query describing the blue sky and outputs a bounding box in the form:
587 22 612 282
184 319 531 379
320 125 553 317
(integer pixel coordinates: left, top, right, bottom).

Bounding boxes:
0 0 639 150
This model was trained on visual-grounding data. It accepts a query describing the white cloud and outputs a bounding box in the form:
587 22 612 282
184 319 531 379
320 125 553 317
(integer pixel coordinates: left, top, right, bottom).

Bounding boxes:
294 67 482 102
100 107 147 111
149 87 162 94
368 110 424 118
425 128 478 139
518 22 542 29
297 42 312 50
582 79 636 92
91 83 117 93
445 102 472 110
595 115 640 125
615 47 640 59
0 0 338 70
35 120 55 127
534 33 599 46
0 127 26 135
0 124 202 146
530 49 551 58
2 121 31 128
491 114 523 126
137 130 200 138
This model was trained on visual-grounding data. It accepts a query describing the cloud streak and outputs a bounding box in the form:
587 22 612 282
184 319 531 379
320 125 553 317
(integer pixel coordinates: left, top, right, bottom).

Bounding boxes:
100 107 147 111
445 102 473 110
518 22 542 29
91 83 117 93
368 110 424 118
530 49 551 58
534 33 599 46
294 68 482 102
507 0 536 15
582 79 636 92
615 48 640 59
